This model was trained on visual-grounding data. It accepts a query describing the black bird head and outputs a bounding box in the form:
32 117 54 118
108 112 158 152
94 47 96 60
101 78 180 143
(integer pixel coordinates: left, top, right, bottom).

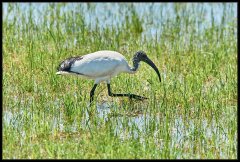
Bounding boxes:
133 51 161 82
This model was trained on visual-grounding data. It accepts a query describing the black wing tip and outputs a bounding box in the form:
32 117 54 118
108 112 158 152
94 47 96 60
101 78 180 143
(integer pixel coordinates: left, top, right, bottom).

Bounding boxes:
57 56 83 72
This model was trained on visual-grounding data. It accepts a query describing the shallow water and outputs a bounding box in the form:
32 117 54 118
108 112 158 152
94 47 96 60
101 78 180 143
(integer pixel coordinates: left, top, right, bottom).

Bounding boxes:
3 3 237 41
3 101 233 157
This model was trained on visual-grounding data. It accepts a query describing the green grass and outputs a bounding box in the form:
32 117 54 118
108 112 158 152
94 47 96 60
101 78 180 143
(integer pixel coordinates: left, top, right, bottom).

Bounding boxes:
3 3 237 159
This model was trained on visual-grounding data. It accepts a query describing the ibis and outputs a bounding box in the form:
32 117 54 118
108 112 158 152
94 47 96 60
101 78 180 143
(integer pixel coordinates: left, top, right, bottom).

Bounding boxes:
56 50 161 104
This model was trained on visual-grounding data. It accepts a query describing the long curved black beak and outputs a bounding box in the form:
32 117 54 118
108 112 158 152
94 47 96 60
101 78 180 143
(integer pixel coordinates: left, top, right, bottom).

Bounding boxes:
142 57 161 82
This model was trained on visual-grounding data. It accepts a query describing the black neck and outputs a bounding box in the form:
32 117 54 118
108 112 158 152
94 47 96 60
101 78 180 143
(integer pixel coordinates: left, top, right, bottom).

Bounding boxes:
131 55 140 71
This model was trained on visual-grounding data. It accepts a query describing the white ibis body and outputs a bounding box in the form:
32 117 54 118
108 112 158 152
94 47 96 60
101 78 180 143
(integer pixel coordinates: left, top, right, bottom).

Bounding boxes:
56 50 161 103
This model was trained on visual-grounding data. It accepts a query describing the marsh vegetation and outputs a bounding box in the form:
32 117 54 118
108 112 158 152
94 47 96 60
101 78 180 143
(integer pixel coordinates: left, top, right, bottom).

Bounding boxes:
3 3 237 159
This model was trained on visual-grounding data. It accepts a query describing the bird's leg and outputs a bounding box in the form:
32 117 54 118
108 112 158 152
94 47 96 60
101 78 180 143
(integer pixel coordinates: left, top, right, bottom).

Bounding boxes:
90 84 98 104
107 84 148 100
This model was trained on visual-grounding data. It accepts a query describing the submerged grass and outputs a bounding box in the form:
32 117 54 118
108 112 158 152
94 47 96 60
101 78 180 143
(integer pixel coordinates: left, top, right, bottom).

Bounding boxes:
3 3 237 159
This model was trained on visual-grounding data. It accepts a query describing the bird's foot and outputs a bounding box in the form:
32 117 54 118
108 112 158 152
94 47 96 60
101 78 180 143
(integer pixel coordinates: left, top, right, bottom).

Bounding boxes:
128 94 148 101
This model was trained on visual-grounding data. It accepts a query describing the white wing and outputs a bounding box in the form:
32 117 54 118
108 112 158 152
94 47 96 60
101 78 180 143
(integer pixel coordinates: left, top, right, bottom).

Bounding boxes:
70 51 129 78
